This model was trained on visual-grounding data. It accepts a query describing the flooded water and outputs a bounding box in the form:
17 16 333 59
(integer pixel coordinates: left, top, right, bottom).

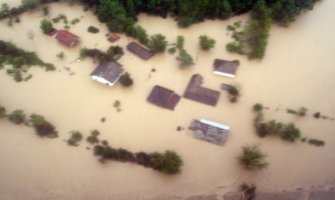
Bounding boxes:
0 1 334 199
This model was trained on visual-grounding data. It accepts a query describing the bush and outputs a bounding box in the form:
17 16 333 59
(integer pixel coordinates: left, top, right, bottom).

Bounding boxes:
148 34 167 53
176 49 194 67
8 109 25 124
239 145 268 171
40 19 53 34
86 129 100 144
199 35 216 51
313 112 321 119
30 114 58 138
119 72 133 87
253 103 263 112
87 26 99 33
67 131 83 146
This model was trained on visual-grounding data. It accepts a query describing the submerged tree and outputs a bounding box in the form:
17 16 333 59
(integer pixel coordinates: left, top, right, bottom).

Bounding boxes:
40 19 53 34
67 131 83 146
239 145 268 171
176 49 194 68
119 72 133 87
151 150 183 174
30 114 58 138
199 35 216 50
148 34 167 53
0 105 6 118
8 109 25 125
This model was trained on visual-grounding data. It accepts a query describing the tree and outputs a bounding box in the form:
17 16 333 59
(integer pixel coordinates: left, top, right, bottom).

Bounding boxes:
21 0 38 10
177 16 193 28
67 131 83 146
199 35 216 50
280 123 301 142
119 72 133 87
148 34 167 53
253 103 263 112
8 109 25 125
0 105 6 118
151 150 183 174
40 19 53 34
30 114 58 138
176 35 184 50
176 49 194 67
298 107 308 116
106 46 124 61
239 145 268 171
86 129 100 144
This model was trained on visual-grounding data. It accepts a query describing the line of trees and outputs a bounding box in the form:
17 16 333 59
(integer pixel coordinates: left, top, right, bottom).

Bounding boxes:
94 143 183 174
0 40 55 82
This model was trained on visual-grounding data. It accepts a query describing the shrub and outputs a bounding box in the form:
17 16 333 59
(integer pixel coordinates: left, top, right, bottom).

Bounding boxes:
86 129 100 144
176 49 194 67
253 103 263 112
30 114 58 138
199 35 216 50
313 112 321 119
87 26 99 33
148 34 167 53
40 19 53 34
67 131 83 146
8 109 25 124
239 145 268 171
119 72 133 87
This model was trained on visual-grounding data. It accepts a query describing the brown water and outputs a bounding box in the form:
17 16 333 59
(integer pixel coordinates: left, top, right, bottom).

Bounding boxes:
0 1 334 199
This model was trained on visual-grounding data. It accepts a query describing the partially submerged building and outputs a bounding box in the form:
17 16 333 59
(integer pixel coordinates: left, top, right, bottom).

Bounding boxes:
127 42 154 60
107 33 120 43
147 85 181 110
55 30 80 48
213 59 239 78
90 61 124 86
183 74 220 106
189 119 230 145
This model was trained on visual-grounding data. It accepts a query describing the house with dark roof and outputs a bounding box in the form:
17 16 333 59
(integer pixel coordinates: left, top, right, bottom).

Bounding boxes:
189 119 230 146
127 42 154 60
55 30 80 48
183 74 220 106
147 85 181 110
213 59 239 78
90 61 124 86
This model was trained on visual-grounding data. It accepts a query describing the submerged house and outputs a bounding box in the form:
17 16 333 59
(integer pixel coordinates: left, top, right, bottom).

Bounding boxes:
90 61 124 86
213 59 239 78
189 119 230 146
107 33 120 43
183 74 220 106
55 30 80 48
147 85 181 110
127 42 154 60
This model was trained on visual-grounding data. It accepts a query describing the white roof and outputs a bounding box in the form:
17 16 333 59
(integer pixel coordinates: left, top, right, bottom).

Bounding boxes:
200 119 230 130
213 71 236 78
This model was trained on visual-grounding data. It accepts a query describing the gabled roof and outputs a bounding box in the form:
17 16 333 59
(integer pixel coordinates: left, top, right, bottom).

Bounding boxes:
213 59 239 78
127 42 153 60
183 74 220 106
55 30 80 48
147 85 181 110
90 61 124 86
189 119 230 145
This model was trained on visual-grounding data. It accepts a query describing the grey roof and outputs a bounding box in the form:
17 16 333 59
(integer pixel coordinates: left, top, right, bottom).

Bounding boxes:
127 42 154 60
147 85 181 110
183 74 220 106
90 61 124 85
189 119 229 145
213 59 239 76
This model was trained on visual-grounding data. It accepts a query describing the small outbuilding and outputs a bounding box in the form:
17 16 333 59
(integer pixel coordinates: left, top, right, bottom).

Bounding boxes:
213 59 239 78
127 42 153 60
189 119 230 145
90 61 124 86
107 33 120 43
147 85 181 110
55 30 80 48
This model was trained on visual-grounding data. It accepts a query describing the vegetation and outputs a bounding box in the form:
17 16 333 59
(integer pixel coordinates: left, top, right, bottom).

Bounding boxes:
70 18 80 25
0 40 55 82
52 13 68 24
40 19 53 34
308 139 325 147
94 143 182 174
56 52 65 60
226 85 240 103
148 34 167 53
87 26 99 33
239 145 268 171
199 35 216 51
119 72 133 87
240 183 256 200
0 105 6 118
8 109 25 125
86 129 100 144
80 46 124 62
67 131 83 146
253 103 263 112
177 49 194 68
113 100 121 108
30 114 58 138
287 107 308 117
